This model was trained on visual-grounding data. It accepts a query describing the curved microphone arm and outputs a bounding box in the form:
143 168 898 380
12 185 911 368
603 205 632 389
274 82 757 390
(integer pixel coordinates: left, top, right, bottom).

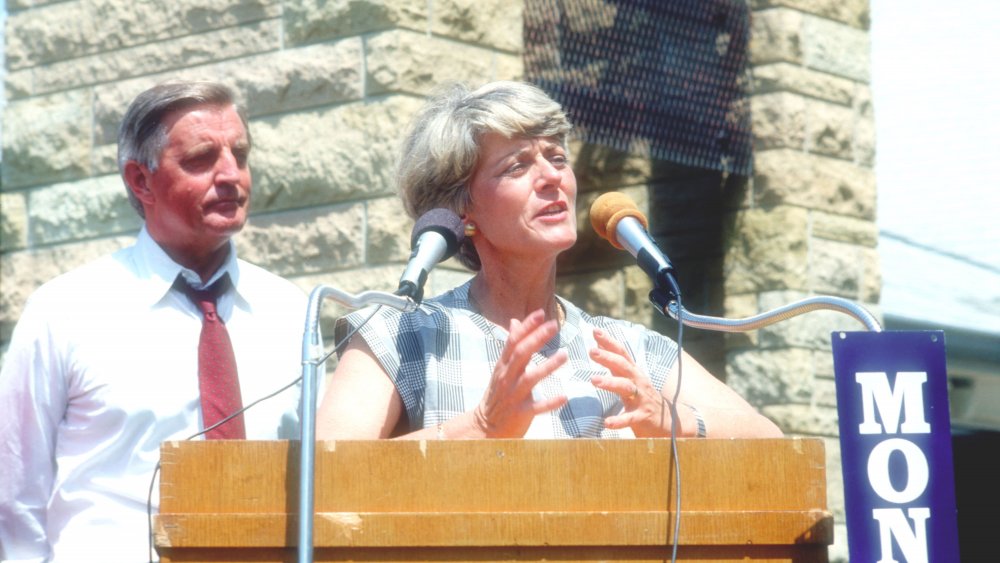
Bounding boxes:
660 294 882 333
297 285 417 563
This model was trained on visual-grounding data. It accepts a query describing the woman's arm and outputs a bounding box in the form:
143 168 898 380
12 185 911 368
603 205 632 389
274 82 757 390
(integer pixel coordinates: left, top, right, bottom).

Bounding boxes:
660 349 784 438
589 330 783 439
316 337 403 439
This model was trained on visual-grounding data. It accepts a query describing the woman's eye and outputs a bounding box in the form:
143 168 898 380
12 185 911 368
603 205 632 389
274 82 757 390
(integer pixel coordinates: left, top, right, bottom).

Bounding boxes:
505 162 527 175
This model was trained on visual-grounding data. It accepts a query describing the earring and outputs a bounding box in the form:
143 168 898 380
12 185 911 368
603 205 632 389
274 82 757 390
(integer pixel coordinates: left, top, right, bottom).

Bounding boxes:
464 223 477 237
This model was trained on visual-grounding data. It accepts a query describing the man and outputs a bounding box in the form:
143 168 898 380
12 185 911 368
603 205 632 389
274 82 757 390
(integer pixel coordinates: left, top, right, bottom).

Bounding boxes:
0 82 306 562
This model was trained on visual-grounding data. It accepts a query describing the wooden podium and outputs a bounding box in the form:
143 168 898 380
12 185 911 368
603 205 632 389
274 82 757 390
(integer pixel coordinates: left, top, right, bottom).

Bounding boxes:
155 438 832 562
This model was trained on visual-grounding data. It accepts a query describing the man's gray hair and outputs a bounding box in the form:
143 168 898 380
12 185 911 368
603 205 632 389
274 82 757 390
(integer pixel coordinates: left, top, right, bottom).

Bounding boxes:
117 81 251 218
398 80 572 270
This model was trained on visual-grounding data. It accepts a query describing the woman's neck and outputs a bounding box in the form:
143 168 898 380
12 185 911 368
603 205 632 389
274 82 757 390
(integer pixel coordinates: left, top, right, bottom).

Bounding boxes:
469 260 562 329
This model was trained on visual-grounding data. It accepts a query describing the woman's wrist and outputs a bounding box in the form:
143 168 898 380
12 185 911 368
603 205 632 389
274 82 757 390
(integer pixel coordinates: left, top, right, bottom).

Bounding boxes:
683 403 708 438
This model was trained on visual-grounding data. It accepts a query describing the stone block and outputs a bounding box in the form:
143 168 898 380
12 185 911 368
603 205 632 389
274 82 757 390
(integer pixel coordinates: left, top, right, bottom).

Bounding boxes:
557 269 624 320
622 265 654 327
854 83 874 120
809 238 863 298
28 176 141 245
853 85 874 171
284 0 428 46
21 21 280 97
236 40 366 118
93 144 120 177
724 206 810 294
237 203 365 277
749 8 803 66
751 62 854 105
751 92 806 151
813 373 838 408
760 402 839 437
805 98 854 160
859 246 881 303
571 141 656 189
250 96 422 213
92 40 366 145
802 15 870 82
5 0 280 70
811 211 878 246
1 236 135 342
554 265 654 327
752 149 876 218
432 0 523 53
726 347 817 405
2 91 92 189
1 192 28 251
365 196 412 265
7 0 35 11
750 0 870 29
365 30 523 96
4 69 33 100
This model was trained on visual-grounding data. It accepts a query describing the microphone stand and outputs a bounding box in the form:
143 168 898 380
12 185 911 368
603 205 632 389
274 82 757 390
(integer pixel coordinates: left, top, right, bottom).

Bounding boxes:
647 287 879 563
297 285 418 563
648 288 882 333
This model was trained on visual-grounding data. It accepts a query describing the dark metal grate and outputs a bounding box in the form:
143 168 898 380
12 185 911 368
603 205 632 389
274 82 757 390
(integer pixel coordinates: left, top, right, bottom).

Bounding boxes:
524 0 753 176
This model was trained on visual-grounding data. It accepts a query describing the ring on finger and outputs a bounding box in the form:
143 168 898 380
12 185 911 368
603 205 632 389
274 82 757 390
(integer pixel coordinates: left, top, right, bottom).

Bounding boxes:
628 383 639 401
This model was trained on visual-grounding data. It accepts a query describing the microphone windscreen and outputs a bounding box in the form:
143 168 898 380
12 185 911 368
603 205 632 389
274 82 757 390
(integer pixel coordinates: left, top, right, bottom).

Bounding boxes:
589 192 648 250
411 208 465 255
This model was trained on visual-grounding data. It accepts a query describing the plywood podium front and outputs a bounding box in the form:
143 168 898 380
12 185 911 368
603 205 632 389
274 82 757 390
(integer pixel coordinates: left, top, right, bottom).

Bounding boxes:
155 438 832 562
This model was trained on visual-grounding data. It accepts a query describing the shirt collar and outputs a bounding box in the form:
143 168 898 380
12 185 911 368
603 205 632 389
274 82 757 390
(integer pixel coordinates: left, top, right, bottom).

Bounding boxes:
132 226 240 306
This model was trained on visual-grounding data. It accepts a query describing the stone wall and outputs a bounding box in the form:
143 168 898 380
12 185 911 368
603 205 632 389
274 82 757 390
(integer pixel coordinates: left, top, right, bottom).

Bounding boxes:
737 1 878 559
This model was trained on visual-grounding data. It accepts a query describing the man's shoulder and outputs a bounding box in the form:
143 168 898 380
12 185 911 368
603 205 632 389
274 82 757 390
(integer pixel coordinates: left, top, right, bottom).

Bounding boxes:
30 248 135 300
235 259 306 303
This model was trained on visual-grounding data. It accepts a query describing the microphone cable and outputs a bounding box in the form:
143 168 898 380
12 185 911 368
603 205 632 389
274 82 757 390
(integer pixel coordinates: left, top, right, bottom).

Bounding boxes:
666 290 685 563
144 305 382 563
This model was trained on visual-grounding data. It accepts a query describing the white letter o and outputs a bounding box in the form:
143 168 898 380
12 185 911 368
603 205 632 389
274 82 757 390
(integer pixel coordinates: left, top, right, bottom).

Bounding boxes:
867 438 929 504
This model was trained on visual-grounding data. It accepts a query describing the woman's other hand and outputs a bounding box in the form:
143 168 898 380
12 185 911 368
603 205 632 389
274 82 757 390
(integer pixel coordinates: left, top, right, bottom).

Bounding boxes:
588 328 673 437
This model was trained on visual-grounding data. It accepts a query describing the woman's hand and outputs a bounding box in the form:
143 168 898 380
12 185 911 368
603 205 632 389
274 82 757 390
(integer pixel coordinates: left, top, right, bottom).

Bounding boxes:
589 328 674 437
472 309 569 438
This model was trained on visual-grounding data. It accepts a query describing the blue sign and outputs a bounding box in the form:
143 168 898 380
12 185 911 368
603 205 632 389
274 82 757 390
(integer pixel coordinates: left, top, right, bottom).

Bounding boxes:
832 331 960 563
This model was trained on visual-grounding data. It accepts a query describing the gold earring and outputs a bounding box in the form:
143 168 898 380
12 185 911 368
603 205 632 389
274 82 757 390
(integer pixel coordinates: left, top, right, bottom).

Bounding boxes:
464 223 477 237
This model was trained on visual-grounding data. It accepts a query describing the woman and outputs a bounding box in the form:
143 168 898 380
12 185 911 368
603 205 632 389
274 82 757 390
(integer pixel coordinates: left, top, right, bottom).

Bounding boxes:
316 81 782 440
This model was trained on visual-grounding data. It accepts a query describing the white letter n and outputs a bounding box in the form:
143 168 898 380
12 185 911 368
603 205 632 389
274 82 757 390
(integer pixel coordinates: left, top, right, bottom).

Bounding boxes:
872 507 930 563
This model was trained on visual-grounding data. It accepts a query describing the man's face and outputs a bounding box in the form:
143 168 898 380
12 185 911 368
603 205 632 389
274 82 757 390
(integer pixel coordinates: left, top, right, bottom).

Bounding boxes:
133 103 252 264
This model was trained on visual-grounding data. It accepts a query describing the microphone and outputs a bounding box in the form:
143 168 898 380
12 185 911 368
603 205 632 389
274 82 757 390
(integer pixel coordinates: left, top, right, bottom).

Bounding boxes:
590 192 681 301
396 208 465 303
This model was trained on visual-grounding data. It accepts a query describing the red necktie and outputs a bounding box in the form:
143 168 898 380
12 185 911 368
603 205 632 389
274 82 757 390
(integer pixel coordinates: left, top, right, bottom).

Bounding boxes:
179 276 246 439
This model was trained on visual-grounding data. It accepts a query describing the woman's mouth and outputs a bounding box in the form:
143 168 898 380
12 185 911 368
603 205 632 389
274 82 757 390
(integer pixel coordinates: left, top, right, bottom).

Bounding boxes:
537 202 568 218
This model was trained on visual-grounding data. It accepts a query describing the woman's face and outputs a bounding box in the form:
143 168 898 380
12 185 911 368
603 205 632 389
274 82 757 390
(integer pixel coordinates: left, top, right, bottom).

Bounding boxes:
465 132 577 266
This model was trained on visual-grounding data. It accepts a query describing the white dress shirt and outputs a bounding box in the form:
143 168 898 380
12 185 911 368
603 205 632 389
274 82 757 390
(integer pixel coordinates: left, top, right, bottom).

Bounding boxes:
0 227 307 562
